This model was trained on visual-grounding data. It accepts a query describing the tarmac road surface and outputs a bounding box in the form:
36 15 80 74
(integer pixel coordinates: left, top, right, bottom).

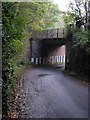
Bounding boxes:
18 66 88 118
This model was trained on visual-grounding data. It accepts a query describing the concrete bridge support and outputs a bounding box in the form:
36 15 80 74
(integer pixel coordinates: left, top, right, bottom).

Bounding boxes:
30 39 44 65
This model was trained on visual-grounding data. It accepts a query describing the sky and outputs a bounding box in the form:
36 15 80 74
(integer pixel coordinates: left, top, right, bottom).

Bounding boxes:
53 0 70 11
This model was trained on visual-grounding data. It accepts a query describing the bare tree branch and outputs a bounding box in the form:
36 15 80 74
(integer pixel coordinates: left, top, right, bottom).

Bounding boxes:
68 0 88 23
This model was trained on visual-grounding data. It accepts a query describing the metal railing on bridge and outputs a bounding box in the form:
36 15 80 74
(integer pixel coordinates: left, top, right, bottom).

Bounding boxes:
32 28 65 40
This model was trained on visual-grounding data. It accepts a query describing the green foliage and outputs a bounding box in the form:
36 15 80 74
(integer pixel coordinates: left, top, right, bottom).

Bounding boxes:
2 2 60 116
73 29 90 48
63 12 75 27
25 2 60 30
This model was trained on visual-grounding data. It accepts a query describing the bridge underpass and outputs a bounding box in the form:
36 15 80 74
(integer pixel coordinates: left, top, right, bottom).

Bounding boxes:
30 28 72 69
40 38 66 65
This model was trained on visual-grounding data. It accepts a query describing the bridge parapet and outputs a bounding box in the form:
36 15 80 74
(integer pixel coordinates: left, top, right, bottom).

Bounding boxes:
32 28 65 40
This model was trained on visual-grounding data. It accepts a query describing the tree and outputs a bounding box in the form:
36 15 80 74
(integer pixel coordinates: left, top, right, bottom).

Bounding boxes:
2 2 60 116
66 0 90 51
63 12 75 27
68 0 88 24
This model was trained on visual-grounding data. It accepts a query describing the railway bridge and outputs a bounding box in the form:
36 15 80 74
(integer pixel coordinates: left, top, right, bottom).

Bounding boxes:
30 28 73 69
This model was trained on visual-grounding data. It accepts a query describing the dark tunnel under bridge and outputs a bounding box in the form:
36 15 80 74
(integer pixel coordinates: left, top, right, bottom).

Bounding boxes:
31 38 66 65
29 28 72 69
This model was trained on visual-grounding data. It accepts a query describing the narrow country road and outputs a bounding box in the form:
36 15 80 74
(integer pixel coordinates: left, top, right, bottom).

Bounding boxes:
18 66 88 118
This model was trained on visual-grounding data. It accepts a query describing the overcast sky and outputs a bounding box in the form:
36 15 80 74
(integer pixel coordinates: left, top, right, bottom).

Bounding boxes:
53 0 70 11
